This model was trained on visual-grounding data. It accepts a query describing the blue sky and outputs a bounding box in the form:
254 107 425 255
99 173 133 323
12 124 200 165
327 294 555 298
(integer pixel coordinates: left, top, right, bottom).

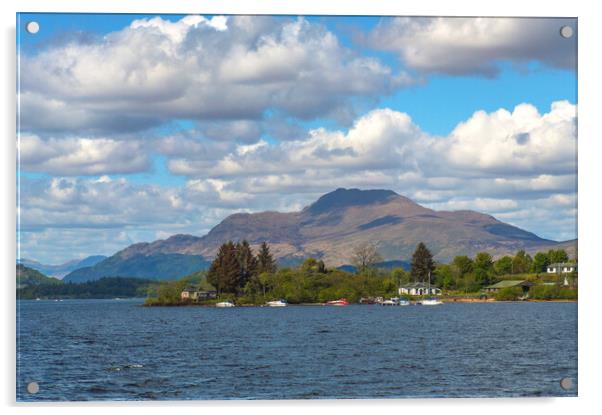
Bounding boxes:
17 14 578 263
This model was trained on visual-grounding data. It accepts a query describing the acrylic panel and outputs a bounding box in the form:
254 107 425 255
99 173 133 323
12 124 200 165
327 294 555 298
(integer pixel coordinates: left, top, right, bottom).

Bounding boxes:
16 13 578 401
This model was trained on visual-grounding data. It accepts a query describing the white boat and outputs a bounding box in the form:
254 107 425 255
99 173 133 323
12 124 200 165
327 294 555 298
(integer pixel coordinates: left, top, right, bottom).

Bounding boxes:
420 298 443 306
398 299 410 306
380 299 398 306
265 299 287 307
215 301 235 308
420 271 443 306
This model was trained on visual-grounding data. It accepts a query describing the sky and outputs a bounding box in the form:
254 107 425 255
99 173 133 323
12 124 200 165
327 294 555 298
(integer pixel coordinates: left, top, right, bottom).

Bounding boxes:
16 13 577 264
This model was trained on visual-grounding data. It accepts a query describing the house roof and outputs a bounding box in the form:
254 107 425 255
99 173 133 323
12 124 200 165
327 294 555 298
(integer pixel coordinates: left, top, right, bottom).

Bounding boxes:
400 282 440 289
547 263 576 268
485 280 533 289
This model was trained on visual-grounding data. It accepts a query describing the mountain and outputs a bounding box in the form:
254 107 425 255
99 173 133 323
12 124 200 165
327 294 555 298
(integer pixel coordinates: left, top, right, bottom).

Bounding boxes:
64 188 576 281
16 264 62 288
63 253 211 283
18 255 107 279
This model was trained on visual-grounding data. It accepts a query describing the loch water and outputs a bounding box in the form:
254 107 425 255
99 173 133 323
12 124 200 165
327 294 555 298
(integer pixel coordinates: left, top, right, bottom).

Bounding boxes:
17 299 577 401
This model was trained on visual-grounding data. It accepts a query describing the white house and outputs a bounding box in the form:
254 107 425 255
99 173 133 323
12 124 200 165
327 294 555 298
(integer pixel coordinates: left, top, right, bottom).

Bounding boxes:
180 288 217 301
546 263 577 274
399 282 442 296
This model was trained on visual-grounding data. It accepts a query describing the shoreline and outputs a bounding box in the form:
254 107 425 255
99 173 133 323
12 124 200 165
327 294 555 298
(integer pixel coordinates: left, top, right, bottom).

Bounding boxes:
142 299 577 307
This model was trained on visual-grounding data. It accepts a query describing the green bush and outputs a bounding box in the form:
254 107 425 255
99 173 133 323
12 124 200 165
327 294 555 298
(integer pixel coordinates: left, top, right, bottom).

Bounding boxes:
530 285 577 300
495 287 524 301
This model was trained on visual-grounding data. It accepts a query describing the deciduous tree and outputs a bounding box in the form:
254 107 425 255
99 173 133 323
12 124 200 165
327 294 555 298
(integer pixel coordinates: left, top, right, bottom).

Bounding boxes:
351 242 383 273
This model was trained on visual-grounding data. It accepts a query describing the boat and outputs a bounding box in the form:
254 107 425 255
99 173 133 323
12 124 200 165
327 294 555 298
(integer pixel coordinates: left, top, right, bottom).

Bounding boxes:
265 299 287 307
420 271 443 306
326 298 349 306
420 298 443 306
215 300 235 308
398 299 410 306
380 298 398 306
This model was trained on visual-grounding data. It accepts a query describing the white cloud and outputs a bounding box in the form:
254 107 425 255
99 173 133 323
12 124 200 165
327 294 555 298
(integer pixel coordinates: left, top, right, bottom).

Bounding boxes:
171 108 426 178
19 135 150 175
428 198 519 213
20 15 402 135
443 101 577 175
170 101 576 181
367 17 576 76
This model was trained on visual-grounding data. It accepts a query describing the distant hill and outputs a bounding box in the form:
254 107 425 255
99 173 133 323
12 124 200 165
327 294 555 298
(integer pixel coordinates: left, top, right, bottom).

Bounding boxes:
18 277 154 299
16 264 62 288
63 253 211 283
18 255 107 279
61 188 576 281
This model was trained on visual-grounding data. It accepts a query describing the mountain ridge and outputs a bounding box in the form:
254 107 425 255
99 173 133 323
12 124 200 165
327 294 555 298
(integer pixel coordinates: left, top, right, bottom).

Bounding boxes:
18 255 107 279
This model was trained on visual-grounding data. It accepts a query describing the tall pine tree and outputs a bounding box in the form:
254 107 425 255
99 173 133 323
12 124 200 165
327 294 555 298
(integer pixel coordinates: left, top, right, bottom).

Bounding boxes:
257 242 276 274
236 240 258 293
411 242 434 283
256 241 277 274
207 241 240 296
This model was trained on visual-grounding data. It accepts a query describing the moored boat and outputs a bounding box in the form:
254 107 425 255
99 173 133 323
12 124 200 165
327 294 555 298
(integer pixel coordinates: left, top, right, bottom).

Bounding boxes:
419 271 443 305
420 298 443 306
326 298 349 306
215 300 235 308
266 299 287 307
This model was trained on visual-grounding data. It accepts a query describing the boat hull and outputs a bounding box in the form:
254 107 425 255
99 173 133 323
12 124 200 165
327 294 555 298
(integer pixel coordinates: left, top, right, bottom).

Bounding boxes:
266 301 287 307
420 300 443 306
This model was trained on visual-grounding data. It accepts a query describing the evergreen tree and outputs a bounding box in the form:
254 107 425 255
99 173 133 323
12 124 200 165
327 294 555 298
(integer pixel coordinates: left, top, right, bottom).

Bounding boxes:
411 242 434 283
257 241 277 274
207 241 240 295
236 240 258 293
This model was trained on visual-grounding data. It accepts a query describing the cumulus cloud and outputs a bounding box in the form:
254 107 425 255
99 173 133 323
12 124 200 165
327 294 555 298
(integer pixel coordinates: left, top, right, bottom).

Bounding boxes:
20 15 403 135
170 101 576 180
170 108 428 178
443 100 577 175
19 135 150 175
367 17 577 76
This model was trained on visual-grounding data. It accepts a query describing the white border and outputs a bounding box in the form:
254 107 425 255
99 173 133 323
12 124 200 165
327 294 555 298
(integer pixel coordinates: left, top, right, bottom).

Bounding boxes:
2 1 601 414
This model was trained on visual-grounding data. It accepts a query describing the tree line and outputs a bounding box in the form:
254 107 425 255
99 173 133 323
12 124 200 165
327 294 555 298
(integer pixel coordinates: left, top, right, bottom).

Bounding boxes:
18 277 154 299
433 247 573 291
147 240 576 305
350 241 574 292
